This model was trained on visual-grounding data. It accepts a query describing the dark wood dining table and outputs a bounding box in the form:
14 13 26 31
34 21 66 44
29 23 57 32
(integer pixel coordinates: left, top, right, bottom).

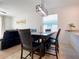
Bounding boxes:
31 32 53 44
31 32 53 38
31 32 53 56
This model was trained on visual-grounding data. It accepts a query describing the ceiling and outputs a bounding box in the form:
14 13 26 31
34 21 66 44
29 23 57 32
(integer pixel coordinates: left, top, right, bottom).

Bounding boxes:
44 0 79 14
0 0 41 16
0 0 79 16
44 0 79 9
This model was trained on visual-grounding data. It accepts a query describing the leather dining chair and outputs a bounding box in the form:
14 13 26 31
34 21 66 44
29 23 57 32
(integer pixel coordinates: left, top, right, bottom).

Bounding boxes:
18 29 42 59
46 29 61 59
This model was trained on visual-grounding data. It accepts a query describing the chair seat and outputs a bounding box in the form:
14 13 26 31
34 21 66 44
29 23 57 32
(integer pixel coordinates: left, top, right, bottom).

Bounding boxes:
48 37 56 44
50 38 56 44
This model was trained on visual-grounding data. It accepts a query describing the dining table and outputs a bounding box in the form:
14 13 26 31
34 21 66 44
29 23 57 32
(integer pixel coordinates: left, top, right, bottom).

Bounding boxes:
31 32 54 56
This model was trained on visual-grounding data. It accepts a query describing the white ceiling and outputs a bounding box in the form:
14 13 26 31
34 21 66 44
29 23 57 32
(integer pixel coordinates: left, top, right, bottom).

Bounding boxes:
0 0 79 16
44 0 79 14
0 0 41 16
44 0 79 9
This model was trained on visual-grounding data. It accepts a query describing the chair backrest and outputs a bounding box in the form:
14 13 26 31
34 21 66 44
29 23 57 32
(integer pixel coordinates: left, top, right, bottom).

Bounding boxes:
18 29 32 49
55 29 61 47
45 29 51 32
56 29 61 40
31 29 37 32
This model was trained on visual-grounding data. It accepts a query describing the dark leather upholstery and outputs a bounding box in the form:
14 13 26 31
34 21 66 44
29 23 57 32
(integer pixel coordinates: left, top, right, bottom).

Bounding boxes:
1 30 20 49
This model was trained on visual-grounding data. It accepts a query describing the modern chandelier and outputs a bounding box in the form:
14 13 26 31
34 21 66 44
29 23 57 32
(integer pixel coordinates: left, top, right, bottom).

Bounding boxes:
36 0 48 16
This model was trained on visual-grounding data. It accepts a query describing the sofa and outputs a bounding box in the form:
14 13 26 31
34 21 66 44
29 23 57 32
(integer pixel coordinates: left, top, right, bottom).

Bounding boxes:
1 30 20 50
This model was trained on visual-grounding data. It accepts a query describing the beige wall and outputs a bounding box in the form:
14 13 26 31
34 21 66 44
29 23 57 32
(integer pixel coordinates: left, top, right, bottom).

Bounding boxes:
58 5 79 44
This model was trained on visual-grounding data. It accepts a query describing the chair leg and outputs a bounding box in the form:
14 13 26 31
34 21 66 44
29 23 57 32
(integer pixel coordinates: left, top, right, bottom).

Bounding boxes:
56 51 58 59
39 56 42 59
21 47 23 59
29 52 31 56
55 47 58 59
31 52 33 59
39 44 42 59
56 45 59 53
57 48 59 53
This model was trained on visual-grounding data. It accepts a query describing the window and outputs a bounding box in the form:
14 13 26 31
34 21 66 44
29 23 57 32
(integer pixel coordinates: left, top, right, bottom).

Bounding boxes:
43 14 58 32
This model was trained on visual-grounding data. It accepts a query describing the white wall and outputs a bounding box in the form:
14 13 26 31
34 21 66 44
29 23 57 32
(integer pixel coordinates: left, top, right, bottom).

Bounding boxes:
0 15 13 39
0 16 2 39
58 5 79 45
0 0 42 32
4 16 13 30
13 14 42 32
12 0 42 32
